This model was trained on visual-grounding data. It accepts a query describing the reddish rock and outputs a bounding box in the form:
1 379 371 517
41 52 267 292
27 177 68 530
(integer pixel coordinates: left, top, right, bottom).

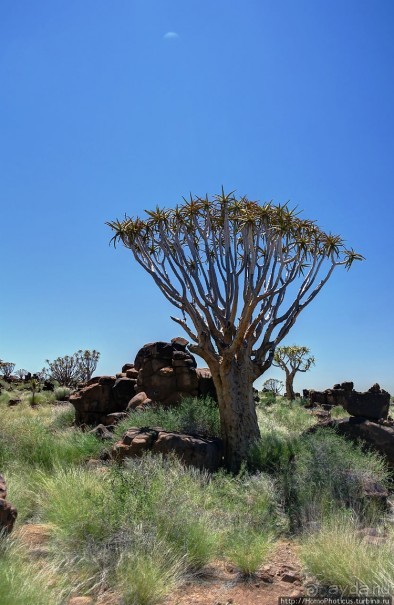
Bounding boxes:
111 427 223 471
0 474 17 534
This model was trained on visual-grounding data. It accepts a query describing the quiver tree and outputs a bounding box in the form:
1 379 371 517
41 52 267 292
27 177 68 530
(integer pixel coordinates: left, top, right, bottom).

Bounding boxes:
107 191 362 472
262 378 284 398
46 354 80 387
45 350 101 386
76 349 100 382
15 369 27 380
0 361 15 381
273 345 315 400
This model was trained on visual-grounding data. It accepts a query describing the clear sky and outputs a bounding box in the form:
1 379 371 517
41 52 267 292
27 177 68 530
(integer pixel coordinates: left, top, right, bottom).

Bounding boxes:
1 0 393 394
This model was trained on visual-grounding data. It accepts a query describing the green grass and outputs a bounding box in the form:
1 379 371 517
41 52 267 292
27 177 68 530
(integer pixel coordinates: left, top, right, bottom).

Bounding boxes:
300 512 394 595
0 402 102 470
1 386 393 602
0 537 63 605
115 395 220 439
286 428 389 530
53 386 71 401
224 528 274 576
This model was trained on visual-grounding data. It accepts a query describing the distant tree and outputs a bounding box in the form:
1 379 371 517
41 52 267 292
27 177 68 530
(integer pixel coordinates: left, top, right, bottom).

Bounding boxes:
107 191 362 471
0 361 15 380
273 345 315 400
262 378 283 397
45 350 100 386
46 354 80 387
15 368 27 380
76 349 100 382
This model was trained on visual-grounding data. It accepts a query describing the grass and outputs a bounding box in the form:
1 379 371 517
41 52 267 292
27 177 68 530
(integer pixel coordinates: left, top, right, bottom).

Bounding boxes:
300 512 394 595
114 395 220 439
53 386 71 401
286 428 389 530
224 528 274 576
0 536 63 605
0 401 102 470
0 388 392 602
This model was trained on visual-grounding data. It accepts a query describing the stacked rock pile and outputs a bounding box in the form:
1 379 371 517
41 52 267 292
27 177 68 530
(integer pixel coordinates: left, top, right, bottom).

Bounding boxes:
70 338 216 426
304 382 390 421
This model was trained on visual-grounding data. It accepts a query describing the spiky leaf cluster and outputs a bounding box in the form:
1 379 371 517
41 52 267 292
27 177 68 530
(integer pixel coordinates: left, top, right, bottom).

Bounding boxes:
273 346 315 374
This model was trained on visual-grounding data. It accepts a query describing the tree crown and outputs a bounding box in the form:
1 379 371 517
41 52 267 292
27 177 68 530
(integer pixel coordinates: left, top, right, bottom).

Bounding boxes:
107 191 362 376
273 345 315 373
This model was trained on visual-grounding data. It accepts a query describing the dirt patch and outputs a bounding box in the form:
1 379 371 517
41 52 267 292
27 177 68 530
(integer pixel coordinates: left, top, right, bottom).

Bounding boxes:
164 541 305 605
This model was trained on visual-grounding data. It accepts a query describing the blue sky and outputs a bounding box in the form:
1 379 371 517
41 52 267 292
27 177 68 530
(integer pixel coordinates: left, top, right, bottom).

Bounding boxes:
1 0 393 394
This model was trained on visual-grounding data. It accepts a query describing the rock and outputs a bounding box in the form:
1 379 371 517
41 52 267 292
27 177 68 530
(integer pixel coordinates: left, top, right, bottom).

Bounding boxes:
306 382 390 419
88 424 114 440
0 474 17 534
8 398 21 407
127 391 149 410
111 427 223 471
112 377 137 405
281 572 302 583
106 412 128 423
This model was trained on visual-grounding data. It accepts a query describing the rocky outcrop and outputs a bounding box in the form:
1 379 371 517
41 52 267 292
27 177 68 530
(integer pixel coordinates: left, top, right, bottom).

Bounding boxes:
70 375 137 426
128 338 216 409
304 382 390 420
70 338 217 426
112 427 223 471
0 473 17 534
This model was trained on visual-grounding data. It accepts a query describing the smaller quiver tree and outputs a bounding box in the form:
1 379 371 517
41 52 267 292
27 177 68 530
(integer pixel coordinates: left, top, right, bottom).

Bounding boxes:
0 361 15 381
273 345 315 400
76 349 100 383
262 378 284 398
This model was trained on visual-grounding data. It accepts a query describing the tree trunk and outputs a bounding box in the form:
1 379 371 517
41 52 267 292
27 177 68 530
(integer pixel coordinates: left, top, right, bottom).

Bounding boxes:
213 357 261 473
285 371 295 401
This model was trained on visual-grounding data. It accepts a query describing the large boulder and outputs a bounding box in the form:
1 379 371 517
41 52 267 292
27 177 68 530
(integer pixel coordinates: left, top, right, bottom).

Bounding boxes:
69 374 137 426
0 473 17 534
128 338 216 409
111 427 223 471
